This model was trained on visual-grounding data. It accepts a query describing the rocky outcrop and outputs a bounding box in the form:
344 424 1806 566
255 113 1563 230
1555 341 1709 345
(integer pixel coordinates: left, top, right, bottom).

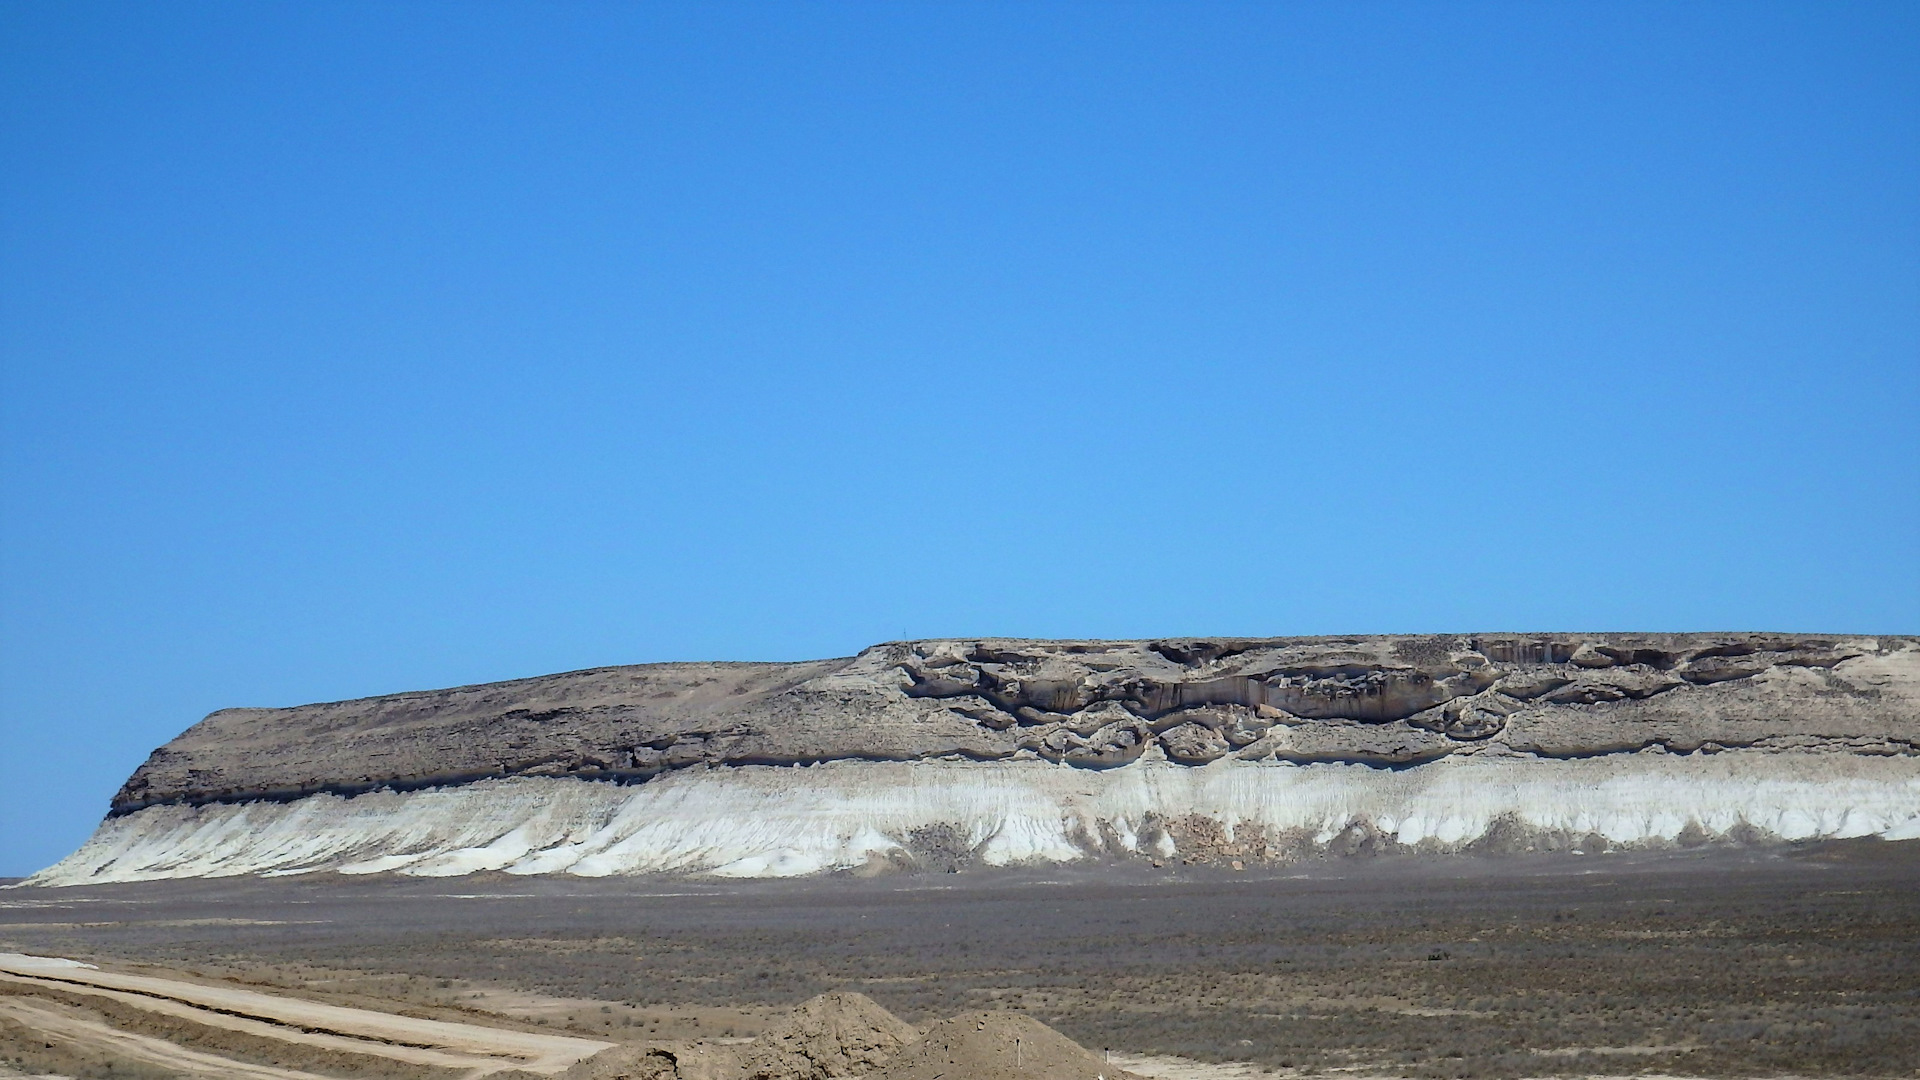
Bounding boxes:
35 748 1920 884
110 634 1920 816
31 632 1917 886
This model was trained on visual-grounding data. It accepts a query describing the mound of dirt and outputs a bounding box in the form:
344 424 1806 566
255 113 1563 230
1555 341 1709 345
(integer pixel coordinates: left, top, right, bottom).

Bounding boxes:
869 1011 1141 1080
738 991 920 1080
561 1042 743 1080
564 1001 1119 1080
561 1044 682 1080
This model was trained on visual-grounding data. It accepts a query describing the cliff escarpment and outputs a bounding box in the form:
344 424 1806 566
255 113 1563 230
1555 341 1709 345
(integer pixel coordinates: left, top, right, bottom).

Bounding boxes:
112 633 1920 815
28 633 1920 885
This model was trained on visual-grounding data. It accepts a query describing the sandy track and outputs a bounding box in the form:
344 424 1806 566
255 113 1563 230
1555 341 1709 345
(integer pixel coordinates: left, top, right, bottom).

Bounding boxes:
0 970 548 1074
0 995 337 1079
0 953 612 1074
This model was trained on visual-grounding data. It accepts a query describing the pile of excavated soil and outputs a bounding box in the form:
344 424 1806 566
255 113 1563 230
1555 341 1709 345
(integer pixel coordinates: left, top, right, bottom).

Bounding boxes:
738 991 920 1080
560 1040 745 1080
870 1012 1142 1080
565 990 917 1080
581 1040 750 1080
560 1044 684 1080
563 998 1127 1080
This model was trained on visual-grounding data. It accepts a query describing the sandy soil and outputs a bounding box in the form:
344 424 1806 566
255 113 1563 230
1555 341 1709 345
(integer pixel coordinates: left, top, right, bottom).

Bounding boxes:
1106 1054 1270 1080
0 952 610 1075
4 844 1916 1078
469 987 774 1043
0 994 335 1079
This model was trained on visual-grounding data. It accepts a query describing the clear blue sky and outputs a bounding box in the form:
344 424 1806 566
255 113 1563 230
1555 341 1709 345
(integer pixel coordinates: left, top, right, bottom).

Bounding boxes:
2 2 1915 876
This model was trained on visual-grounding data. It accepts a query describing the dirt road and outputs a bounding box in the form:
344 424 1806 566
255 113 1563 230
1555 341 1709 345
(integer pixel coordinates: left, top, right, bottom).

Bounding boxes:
0 952 612 1075
0 993 336 1079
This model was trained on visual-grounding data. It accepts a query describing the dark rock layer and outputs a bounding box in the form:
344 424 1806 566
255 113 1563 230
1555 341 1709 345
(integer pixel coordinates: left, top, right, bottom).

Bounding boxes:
110 634 1920 815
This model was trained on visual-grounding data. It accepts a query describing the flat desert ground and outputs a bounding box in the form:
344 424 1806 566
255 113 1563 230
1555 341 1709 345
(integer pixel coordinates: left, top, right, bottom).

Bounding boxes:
2 842 1917 1079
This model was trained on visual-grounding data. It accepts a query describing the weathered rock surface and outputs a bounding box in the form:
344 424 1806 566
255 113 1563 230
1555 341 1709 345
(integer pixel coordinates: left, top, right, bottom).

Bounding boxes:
27 634 1919 885
111 634 1920 815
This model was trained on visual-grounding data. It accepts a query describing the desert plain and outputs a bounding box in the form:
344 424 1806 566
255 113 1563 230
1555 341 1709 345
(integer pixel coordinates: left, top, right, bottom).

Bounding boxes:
4 840 1918 1080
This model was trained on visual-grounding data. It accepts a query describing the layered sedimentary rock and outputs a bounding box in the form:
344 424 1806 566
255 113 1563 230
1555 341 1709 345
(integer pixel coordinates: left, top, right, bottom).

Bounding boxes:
30 634 1920 884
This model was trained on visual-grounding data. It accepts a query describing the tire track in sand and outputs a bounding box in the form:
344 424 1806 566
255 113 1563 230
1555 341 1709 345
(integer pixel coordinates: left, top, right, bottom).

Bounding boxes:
0 953 611 1075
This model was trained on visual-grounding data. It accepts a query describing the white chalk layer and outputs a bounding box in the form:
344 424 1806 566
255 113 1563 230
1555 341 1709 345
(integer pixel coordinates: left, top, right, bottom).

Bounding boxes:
27 751 1920 885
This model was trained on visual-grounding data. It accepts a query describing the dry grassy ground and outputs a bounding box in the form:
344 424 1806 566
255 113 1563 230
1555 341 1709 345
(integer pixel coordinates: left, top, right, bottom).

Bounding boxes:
2 841 1917 1079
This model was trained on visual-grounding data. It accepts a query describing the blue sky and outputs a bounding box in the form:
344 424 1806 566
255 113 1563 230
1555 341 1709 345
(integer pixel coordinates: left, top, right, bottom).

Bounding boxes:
2 2 1915 875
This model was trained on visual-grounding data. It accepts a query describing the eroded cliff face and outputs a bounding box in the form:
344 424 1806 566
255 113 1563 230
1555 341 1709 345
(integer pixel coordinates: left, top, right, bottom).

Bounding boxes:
111 634 1920 815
